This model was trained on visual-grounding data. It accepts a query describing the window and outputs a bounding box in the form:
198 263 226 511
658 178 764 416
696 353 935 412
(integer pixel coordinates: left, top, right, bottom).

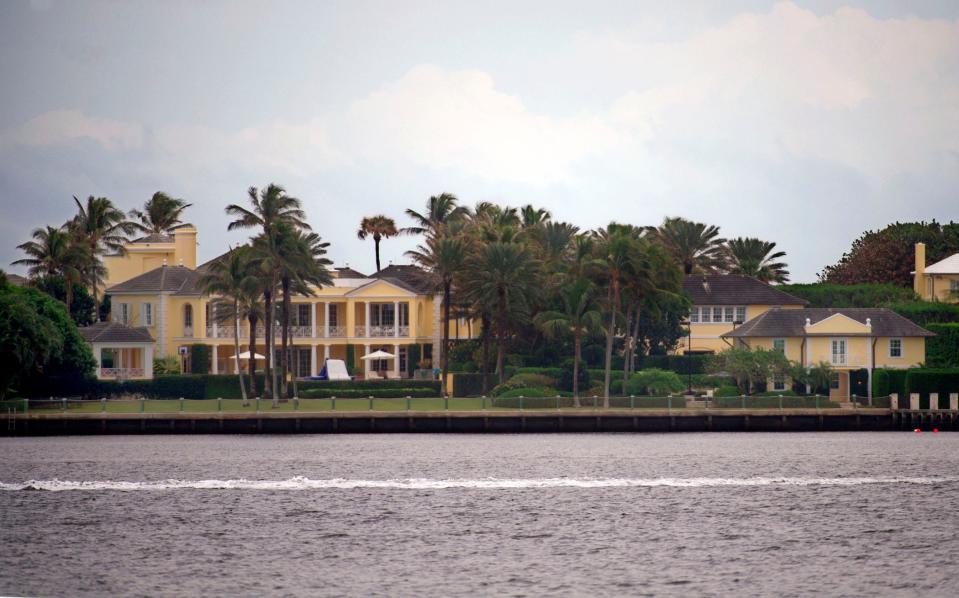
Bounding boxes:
951 280 959 295
830 373 840 389
295 304 311 326
689 307 699 323
724 307 734 322
141 303 153 327
700 307 711 323
399 303 409 327
773 376 786 391
328 305 338 327
399 346 407 372
772 338 786 353
735 307 746 323
889 338 902 358
184 304 193 327
713 307 723 322
117 303 130 325
296 348 311 377
831 339 847 365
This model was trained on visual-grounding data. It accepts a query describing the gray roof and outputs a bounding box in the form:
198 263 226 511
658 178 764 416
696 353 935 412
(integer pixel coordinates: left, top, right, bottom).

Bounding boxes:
5 273 27 286
106 266 204 296
724 308 935 338
335 267 367 279
131 233 173 244
372 264 433 294
684 274 808 306
79 321 154 344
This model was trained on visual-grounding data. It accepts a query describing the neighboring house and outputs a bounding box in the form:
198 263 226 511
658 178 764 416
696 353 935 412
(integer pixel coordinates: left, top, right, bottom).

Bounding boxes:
79 321 155 380
723 308 933 401
102 225 197 289
101 231 471 379
913 242 959 302
677 274 808 355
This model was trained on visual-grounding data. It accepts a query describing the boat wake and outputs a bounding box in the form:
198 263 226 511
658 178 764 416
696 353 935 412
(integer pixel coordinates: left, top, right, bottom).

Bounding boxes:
2 476 958 491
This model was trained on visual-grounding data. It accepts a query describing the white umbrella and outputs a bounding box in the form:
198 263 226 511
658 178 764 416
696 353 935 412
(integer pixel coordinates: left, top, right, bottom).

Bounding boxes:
360 349 396 360
237 351 266 360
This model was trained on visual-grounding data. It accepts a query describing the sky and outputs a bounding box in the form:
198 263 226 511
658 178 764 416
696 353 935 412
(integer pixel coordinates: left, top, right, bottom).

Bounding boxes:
1 0 957 282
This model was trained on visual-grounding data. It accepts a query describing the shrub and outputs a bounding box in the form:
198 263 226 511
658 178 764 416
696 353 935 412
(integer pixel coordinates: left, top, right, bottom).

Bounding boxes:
450 373 489 397
299 387 437 399
778 283 917 308
890 301 959 326
625 368 685 396
406 344 421 377
496 387 564 399
513 367 563 381
510 373 556 388
153 356 181 375
189 344 211 375
904 368 959 405
926 323 959 367
752 389 797 397
610 379 624 395
638 354 708 374
688 374 733 389
872 368 909 398
714 385 741 397
557 359 590 392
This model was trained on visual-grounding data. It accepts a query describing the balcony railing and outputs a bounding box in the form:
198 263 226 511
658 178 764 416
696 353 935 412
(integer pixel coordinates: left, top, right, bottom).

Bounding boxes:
354 325 411 338
327 326 346 338
183 325 194 338
99 367 145 379
206 326 246 339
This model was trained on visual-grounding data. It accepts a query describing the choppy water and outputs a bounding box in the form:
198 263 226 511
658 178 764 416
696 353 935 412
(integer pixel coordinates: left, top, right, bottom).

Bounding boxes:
2 433 958 597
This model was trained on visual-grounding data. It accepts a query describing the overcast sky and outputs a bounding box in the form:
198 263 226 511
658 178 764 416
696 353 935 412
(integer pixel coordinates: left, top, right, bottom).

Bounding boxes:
1 0 957 282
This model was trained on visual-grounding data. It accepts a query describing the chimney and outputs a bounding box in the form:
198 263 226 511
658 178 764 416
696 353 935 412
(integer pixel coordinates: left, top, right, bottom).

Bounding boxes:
914 242 926 298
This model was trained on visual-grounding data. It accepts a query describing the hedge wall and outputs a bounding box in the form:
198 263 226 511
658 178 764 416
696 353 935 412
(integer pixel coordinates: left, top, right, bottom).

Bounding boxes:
450 373 492 397
926 323 959 367
637 354 709 374
872 369 909 398
904 368 959 409
189 344 211 375
299 387 437 399
889 301 959 326
777 283 917 308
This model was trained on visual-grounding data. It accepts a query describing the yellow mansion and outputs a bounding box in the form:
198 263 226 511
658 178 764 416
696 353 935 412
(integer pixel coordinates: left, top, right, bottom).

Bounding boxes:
89 226 473 380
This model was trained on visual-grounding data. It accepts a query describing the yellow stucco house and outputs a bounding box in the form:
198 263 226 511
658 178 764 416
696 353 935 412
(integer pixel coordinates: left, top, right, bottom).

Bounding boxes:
723 307 933 401
96 229 473 380
913 242 959 302
676 274 808 355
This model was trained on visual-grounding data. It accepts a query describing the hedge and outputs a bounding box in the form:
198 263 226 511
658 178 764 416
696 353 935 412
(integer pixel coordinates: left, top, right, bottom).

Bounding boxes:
450 373 491 397
889 301 959 326
926 323 959 367
872 369 909 398
637 354 709 374
777 283 917 308
712 396 839 408
904 368 959 409
299 387 437 399
189 344 211 375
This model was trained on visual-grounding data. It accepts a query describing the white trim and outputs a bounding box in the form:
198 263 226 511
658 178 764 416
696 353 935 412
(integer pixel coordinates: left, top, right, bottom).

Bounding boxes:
804 312 871 332
344 279 417 297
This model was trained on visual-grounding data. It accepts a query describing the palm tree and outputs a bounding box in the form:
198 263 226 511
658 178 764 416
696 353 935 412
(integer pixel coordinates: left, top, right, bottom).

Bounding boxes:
227 184 310 405
12 226 87 312
129 192 192 236
726 237 790 283
357 215 398 272
68 195 136 318
403 193 469 237
534 277 603 405
406 235 470 396
648 217 727 275
520 204 551 228
199 247 258 405
463 242 540 384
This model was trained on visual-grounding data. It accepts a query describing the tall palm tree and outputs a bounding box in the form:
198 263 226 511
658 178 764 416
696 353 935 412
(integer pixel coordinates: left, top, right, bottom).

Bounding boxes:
403 193 469 237
68 195 136 318
534 277 603 405
227 184 310 405
520 204 551 228
726 237 790 283
12 226 87 312
463 242 540 384
648 217 727 275
357 215 398 272
128 192 192 236
406 235 470 396
199 247 258 405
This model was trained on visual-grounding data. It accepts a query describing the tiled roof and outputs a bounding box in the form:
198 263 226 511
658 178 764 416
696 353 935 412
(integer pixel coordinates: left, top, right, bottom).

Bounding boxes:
683 274 808 306
196 251 230 274
79 321 154 344
5 273 27 286
372 264 433 294
106 266 204 295
724 308 934 338
335 267 368 279
131 233 173 244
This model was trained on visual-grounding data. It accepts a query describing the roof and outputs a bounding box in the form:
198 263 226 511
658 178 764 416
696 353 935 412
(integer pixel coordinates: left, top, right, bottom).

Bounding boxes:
371 264 433 294
923 253 959 275
131 233 173 244
196 251 229 274
79 321 154 344
106 265 204 295
724 308 935 338
334 267 367 279
683 274 808 306
5 273 27 286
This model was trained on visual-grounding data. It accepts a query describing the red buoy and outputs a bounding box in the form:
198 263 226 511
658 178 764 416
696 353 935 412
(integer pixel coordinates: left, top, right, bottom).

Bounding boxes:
933 428 939 433
914 428 922 433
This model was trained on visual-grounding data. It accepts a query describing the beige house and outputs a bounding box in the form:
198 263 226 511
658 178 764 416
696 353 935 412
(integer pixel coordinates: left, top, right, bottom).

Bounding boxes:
79 321 155 380
914 242 959 302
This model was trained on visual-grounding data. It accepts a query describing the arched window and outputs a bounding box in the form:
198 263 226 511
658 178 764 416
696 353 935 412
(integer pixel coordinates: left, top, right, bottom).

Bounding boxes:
184 304 194 337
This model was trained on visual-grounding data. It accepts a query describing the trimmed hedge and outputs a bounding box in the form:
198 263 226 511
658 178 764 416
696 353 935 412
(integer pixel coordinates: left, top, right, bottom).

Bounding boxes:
904 368 959 408
712 396 839 408
872 369 909 398
450 373 490 397
299 387 437 399
778 283 917 308
889 301 959 326
189 344 211 375
926 323 959 367
638 354 709 375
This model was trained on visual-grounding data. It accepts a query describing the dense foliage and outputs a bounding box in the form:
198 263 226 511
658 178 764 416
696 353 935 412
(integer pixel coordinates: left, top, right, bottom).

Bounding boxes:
925 324 959 367
779 283 917 308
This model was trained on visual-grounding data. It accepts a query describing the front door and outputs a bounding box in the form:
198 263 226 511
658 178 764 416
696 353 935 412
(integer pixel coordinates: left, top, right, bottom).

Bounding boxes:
828 371 849 402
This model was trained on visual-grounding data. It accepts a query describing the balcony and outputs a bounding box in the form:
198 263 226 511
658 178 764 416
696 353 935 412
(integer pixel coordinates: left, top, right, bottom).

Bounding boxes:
327 325 347 338
354 325 410 338
206 326 247 339
98 367 145 379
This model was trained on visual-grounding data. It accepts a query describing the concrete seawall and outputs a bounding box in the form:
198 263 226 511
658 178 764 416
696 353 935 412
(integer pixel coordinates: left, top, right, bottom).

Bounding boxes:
6 409 957 435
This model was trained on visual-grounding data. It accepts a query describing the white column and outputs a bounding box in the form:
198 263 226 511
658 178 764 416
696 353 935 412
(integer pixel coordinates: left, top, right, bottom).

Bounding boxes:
394 343 401 377
324 302 331 338
144 345 154 379
310 344 317 376
950 393 958 411
393 301 399 337
364 343 371 376
311 303 317 338
929 393 939 411
364 302 371 337
910 393 920 410
323 344 330 365
94 346 103 378
866 336 873 400
890 393 899 411
212 303 218 339
211 345 218 375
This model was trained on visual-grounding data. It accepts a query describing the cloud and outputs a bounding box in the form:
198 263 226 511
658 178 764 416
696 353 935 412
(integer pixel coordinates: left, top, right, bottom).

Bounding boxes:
344 64 621 186
1 109 143 150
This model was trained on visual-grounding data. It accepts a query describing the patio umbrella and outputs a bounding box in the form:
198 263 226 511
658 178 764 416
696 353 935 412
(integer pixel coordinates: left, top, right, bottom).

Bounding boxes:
360 349 396 360
237 351 266 360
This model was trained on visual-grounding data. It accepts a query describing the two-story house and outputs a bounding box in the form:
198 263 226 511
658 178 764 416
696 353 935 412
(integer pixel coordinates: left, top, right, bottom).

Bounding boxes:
913 242 959 302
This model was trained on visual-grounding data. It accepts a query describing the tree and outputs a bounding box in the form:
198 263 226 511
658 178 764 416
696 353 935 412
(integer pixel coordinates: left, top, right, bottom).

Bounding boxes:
128 192 192 236
463 242 540 385
68 196 136 319
520 204 551 228
648 216 727 275
12 226 87 312
200 247 259 405
357 215 398 273
726 237 789 283
403 192 469 237
533 277 603 404
32 276 96 326
407 235 470 395
226 184 310 405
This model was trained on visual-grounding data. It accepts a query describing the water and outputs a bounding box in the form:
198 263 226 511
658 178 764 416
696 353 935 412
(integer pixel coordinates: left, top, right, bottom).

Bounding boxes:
2 433 958 597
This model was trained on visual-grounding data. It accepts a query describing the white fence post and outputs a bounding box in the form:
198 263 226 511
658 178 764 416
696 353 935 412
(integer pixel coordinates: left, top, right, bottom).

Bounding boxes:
950 393 958 411
890 393 899 411
909 393 920 411
929 393 939 411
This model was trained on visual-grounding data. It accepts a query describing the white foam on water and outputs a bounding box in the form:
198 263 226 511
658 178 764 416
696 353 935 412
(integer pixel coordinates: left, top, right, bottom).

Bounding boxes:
2 476 958 492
